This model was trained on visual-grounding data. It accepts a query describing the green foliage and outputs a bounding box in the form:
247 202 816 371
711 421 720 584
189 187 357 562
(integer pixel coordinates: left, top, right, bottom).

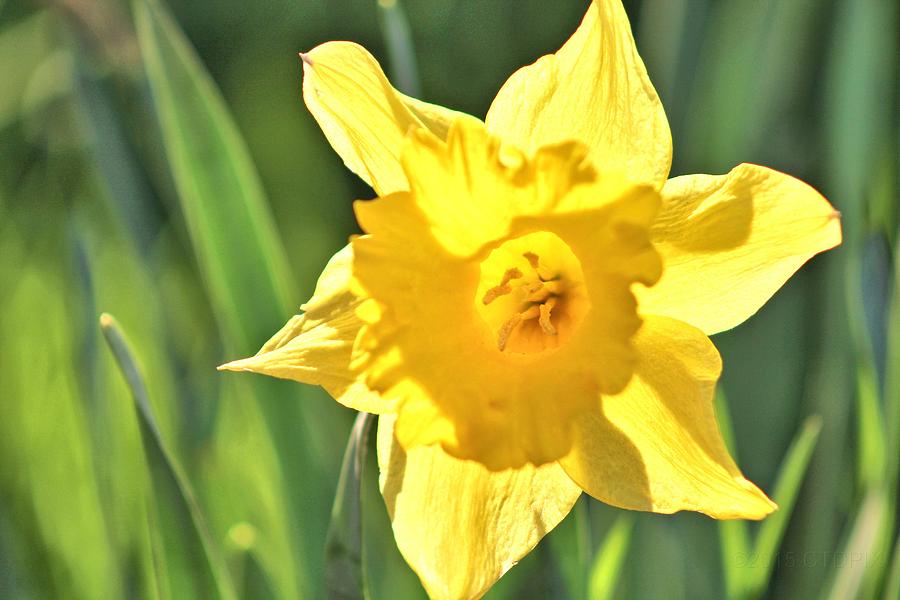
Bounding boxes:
587 516 633 600
100 313 238 600
325 413 374 600
0 0 896 599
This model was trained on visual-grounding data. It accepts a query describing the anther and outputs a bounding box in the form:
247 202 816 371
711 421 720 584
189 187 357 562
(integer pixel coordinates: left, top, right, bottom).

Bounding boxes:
482 268 523 305
539 297 557 335
497 305 540 351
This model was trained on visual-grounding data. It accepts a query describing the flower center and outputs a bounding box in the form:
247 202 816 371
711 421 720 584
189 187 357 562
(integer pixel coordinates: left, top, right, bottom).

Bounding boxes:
475 231 590 355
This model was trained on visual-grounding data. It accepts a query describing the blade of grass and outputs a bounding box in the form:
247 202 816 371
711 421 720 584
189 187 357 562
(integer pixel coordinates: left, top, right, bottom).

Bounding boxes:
715 391 751 600
133 0 294 352
823 0 897 596
133 1 349 594
720 521 751 600
376 0 420 97
574 496 592 600
884 535 900 600
824 0 892 496
587 515 633 600
823 488 889 600
0 262 118 599
325 412 375 600
100 313 238 600
745 415 822 599
882 108 900 522
846 249 887 492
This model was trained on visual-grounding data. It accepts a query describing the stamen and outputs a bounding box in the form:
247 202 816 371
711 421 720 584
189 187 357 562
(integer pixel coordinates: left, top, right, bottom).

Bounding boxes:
522 251 557 281
525 280 564 302
497 305 540 351
539 297 557 335
482 268 523 305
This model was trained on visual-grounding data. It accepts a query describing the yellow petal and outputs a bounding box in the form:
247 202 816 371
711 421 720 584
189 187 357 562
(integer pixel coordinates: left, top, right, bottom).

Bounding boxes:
561 315 776 519
301 41 480 195
485 0 671 190
377 415 581 600
635 164 842 334
218 245 389 413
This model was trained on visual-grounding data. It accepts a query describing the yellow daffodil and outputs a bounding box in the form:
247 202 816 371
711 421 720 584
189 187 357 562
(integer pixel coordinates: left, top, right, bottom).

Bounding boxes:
221 1 841 598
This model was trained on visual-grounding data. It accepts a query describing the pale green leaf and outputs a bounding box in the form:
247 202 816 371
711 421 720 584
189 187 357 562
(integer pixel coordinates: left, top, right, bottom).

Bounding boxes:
100 313 238 600
587 516 633 600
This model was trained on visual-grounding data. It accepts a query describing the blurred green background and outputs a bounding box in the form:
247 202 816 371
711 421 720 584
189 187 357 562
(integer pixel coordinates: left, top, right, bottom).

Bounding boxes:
0 0 897 598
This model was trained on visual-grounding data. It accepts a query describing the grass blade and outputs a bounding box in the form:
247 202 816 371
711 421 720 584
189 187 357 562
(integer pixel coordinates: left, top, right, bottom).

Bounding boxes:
720 521 751 600
824 488 889 600
133 1 349 594
715 391 751 600
100 313 238 600
884 535 900 600
133 0 294 352
325 412 375 600
587 516 633 600
574 497 593 600
745 415 822 598
375 0 420 97
884 185 900 494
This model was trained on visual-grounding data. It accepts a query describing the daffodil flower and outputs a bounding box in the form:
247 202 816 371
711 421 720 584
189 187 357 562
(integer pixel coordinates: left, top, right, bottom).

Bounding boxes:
220 1 841 597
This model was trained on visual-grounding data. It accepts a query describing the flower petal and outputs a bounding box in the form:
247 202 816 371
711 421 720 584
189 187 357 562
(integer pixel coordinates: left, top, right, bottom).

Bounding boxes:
301 41 480 195
377 415 581 600
218 245 389 413
560 315 776 519
485 0 671 190
635 164 842 334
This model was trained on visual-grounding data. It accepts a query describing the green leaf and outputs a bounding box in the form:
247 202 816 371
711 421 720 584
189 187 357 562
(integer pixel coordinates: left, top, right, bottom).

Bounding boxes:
573 496 593 600
325 412 375 600
715 402 823 600
133 0 294 353
376 0 420 97
100 313 238 600
133 2 349 595
823 488 890 600
884 198 900 493
745 416 822 598
0 262 119 599
715 391 751 600
719 520 751 600
883 534 900 600
587 516 633 600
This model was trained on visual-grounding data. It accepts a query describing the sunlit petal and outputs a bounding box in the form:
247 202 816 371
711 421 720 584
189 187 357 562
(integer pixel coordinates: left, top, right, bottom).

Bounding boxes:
561 315 776 519
377 415 581 600
219 246 389 413
302 41 480 195
636 164 842 334
486 0 671 190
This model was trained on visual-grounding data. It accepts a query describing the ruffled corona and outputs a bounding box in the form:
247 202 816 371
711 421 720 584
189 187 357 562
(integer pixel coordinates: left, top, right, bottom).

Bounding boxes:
351 120 661 469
